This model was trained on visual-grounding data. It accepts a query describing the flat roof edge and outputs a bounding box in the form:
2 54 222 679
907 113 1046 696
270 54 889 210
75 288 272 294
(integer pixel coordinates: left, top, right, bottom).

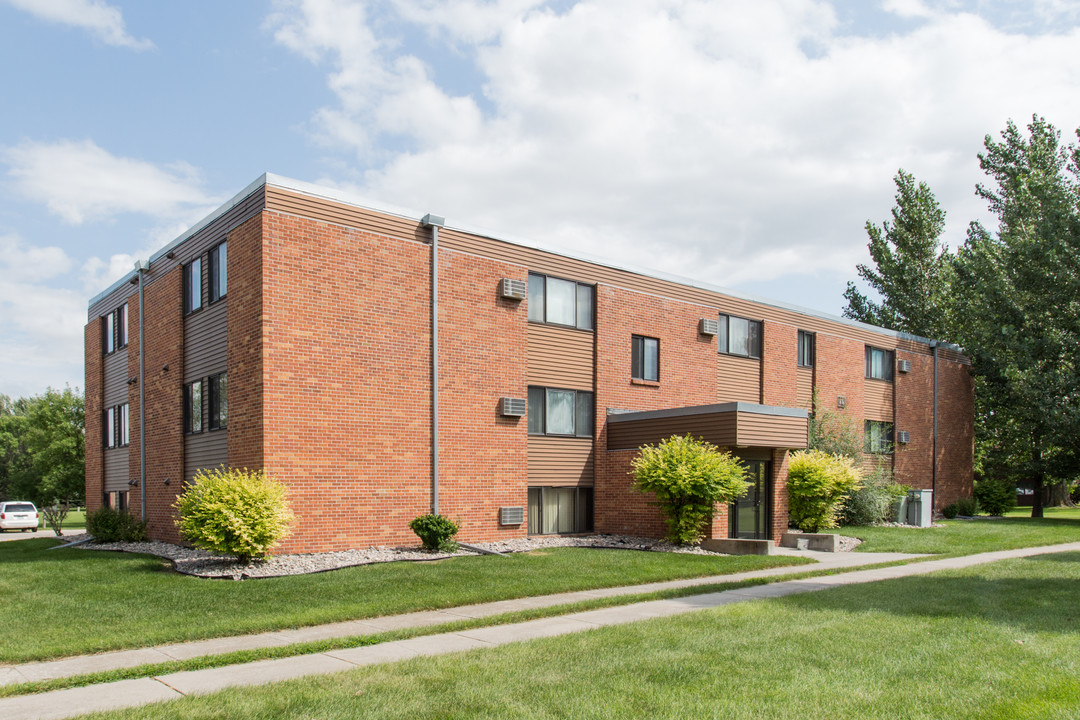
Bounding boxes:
607 402 809 423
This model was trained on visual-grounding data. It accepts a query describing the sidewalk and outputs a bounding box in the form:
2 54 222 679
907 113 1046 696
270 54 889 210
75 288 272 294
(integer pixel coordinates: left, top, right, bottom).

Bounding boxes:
3 542 1079 720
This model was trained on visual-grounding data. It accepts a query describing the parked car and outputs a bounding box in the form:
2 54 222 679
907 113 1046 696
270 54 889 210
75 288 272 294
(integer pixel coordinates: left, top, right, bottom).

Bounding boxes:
0 501 39 532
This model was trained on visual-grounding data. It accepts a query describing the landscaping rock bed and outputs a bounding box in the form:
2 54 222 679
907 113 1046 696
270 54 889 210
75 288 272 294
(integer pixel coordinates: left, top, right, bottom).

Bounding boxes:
67 533 742 579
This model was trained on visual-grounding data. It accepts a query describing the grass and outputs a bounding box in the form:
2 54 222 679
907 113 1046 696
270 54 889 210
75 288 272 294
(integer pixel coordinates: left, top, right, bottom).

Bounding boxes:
843 515 1080 555
1006 506 1080 520
79 552 1080 719
0 540 807 664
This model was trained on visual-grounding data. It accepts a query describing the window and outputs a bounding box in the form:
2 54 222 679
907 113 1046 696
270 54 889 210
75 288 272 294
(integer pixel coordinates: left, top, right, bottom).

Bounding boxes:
527 273 594 330
104 491 129 511
208 372 227 430
184 380 203 433
631 335 659 381
527 386 594 437
103 403 129 447
184 257 203 314
119 403 129 446
527 487 593 535
865 346 895 382
865 420 893 454
797 330 815 367
102 304 127 354
718 314 762 359
104 407 116 448
208 242 227 303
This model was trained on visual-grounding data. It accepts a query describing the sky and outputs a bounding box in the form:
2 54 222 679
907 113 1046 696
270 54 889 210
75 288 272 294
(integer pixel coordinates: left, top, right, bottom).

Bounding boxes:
1 0 1079 398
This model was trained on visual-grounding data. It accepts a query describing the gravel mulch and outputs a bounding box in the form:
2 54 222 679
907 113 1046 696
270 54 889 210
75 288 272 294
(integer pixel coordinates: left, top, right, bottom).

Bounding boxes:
60 532 861 580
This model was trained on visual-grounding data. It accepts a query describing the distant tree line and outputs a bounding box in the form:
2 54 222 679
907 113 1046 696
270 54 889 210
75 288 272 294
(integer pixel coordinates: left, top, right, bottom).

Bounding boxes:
0 388 85 533
844 115 1080 518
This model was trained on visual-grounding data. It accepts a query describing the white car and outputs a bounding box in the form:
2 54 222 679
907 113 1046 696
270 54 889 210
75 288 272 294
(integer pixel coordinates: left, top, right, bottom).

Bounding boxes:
0 502 39 532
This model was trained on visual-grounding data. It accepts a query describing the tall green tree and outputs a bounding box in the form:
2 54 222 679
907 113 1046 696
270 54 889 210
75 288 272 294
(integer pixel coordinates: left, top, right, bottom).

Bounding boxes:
843 170 955 340
0 389 85 533
954 116 1080 518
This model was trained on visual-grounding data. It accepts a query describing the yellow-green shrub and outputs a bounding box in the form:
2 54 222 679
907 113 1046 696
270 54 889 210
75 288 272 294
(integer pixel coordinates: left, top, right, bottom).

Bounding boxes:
173 467 294 562
787 450 862 533
632 434 749 545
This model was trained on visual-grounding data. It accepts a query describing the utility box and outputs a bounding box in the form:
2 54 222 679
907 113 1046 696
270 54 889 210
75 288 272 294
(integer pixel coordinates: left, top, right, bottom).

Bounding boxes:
900 489 934 527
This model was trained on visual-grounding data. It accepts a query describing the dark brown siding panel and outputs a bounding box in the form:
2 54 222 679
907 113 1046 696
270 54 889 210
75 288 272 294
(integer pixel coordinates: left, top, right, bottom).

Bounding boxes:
735 413 807 448
103 448 129 492
185 431 228 482
717 354 761 403
103 349 129 407
864 380 894 422
796 366 813 409
527 323 593 389
265 187 427 245
184 300 227 382
527 436 594 486
606 413 738 450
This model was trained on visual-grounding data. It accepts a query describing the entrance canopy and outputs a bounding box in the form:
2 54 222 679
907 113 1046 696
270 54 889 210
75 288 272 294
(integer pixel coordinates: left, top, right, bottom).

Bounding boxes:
606 402 808 451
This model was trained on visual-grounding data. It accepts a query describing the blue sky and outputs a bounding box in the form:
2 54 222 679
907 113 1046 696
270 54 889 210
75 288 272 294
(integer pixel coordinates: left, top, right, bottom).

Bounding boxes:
2 0 1079 397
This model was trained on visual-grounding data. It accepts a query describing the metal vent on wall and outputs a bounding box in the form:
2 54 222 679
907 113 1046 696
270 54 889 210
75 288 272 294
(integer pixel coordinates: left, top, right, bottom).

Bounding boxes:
898 359 912 373
699 318 719 336
500 278 527 300
500 506 525 525
897 430 911 444
501 397 527 417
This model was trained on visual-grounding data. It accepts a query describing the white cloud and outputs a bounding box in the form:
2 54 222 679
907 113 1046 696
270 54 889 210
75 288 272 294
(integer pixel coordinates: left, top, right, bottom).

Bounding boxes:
3 0 154 50
272 0 1080 312
2 139 221 225
0 235 85 397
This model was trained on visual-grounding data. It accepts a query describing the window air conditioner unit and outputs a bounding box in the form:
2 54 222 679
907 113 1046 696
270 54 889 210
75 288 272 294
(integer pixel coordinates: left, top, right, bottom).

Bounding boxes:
501 397 527 417
898 359 912 373
897 430 911 444
500 506 525 525
500 278 527 300
699 318 719 336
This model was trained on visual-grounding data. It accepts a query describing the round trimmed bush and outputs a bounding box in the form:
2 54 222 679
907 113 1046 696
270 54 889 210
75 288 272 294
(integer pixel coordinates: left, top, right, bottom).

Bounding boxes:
787 450 862 533
409 514 460 552
173 467 294 562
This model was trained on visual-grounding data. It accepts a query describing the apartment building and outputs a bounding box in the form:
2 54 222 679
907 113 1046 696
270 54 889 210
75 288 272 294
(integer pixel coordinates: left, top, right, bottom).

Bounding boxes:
85 174 974 554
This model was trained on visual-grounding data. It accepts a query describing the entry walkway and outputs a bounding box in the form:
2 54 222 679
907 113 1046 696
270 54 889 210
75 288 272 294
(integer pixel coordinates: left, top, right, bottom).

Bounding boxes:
3 542 1079 720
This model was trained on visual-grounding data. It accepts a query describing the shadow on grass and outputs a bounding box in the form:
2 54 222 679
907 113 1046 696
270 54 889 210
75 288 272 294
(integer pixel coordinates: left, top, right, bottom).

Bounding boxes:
782 552 1080 634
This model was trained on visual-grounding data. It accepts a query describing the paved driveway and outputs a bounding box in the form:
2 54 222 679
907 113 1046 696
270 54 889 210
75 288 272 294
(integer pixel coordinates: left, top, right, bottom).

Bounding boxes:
0 527 81 542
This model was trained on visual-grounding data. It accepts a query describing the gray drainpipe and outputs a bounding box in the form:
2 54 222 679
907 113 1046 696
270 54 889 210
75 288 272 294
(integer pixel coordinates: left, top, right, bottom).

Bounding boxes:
422 213 445 515
930 340 939 509
134 259 150 520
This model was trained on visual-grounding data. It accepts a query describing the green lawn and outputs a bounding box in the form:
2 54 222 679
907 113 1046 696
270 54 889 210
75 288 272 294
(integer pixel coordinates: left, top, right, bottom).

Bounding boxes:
843 515 1080 555
1006 506 1080 520
83 552 1080 719
0 540 806 664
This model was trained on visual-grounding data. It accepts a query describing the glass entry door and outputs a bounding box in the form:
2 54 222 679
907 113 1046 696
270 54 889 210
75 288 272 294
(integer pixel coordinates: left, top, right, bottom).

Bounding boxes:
729 461 771 539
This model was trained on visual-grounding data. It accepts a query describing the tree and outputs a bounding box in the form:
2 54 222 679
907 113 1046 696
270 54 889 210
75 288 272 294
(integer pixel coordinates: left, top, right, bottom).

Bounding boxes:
632 434 749 545
843 170 955 340
953 116 1080 518
0 389 85 534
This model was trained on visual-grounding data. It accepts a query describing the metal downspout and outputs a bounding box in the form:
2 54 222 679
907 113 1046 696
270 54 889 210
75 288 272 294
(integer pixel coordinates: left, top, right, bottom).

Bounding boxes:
135 259 149 520
931 341 939 509
422 214 445 515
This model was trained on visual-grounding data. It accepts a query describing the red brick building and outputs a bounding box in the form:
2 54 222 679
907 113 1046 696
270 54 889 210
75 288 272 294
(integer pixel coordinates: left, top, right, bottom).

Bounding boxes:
85 174 974 553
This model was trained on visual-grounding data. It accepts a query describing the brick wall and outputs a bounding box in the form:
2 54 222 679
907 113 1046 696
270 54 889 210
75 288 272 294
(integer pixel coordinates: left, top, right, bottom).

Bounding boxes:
761 321 798 406
84 319 103 513
593 285 721 538
140 268 185 541
435 249 528 542
259 212 435 553
935 357 975 508
894 350 933 492
227 213 264 471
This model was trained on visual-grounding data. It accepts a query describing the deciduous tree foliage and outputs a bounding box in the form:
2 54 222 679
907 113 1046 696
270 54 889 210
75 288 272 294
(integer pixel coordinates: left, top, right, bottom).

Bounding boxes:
0 389 84 534
954 116 1080 518
843 170 954 340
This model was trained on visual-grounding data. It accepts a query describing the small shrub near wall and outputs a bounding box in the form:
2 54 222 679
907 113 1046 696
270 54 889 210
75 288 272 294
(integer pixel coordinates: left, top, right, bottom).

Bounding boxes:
86 507 148 542
409 514 460 552
954 496 982 517
787 450 862 533
173 467 294 563
632 434 749 546
839 460 907 526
